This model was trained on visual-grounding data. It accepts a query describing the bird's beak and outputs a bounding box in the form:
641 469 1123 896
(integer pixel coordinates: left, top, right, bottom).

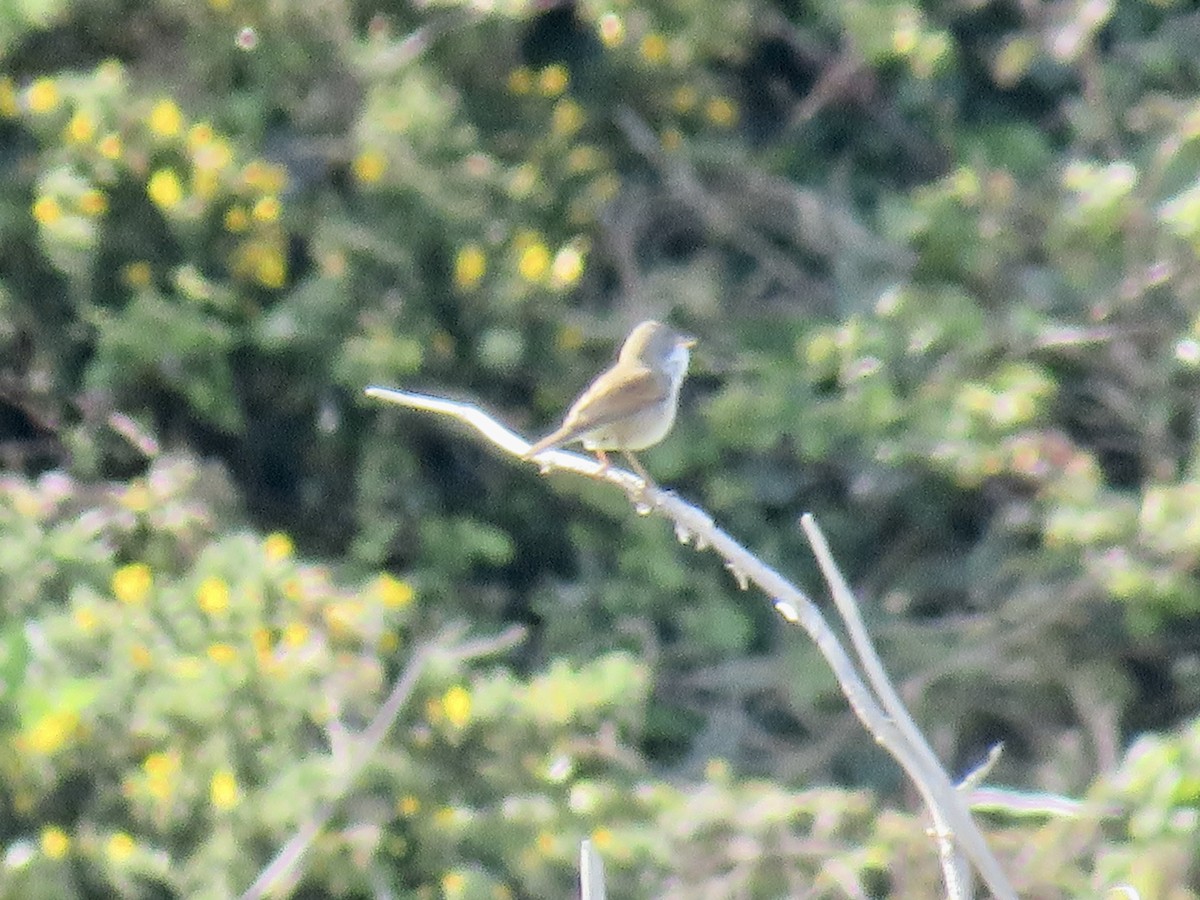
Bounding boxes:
680 333 698 348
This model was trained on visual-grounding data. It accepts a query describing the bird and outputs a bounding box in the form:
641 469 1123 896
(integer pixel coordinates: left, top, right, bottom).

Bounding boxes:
523 320 696 484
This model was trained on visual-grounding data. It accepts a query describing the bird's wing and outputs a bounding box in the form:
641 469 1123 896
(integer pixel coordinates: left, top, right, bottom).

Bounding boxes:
525 364 668 455
561 363 669 433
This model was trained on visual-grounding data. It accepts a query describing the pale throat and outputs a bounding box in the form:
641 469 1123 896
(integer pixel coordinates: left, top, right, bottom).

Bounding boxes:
663 345 690 388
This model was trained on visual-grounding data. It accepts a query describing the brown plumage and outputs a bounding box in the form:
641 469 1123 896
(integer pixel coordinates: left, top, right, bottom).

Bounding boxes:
524 320 695 480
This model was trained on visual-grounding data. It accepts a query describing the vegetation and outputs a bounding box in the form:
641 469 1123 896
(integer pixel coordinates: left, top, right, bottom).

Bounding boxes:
2 0 1200 895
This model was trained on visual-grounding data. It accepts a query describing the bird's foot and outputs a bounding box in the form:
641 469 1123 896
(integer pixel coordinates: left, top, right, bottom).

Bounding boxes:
593 450 611 476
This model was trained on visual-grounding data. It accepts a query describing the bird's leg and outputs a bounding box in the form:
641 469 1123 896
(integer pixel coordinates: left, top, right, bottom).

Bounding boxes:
621 450 656 495
594 449 611 474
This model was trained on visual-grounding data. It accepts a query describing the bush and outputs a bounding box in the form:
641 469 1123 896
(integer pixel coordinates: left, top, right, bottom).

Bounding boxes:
4 0 1200 894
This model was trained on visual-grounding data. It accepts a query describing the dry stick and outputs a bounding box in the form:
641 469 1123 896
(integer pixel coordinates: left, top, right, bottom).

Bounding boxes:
580 839 608 900
803 514 972 900
241 623 527 900
365 387 1017 900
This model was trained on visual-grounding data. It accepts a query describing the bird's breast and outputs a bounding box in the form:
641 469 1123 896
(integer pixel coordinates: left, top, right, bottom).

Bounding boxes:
581 399 676 451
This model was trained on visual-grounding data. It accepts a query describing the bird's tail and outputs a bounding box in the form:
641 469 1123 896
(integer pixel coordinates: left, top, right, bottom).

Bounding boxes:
523 426 572 459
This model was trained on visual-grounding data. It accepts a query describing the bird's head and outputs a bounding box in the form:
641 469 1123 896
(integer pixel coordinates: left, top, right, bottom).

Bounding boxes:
619 320 696 381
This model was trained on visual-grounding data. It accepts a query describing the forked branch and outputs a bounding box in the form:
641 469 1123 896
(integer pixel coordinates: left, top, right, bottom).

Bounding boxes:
365 385 1017 900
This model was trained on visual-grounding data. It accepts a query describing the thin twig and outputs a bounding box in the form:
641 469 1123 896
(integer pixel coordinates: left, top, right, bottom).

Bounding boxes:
802 514 972 899
240 623 526 900
365 386 1017 900
580 839 607 900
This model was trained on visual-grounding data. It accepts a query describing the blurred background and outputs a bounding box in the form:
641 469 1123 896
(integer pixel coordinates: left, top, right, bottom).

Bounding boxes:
2 0 1200 896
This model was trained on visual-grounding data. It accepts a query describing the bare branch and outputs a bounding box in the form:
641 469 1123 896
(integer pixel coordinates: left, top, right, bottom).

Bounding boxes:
365 386 1017 900
959 744 1005 795
804 514 973 899
241 622 527 900
580 839 608 900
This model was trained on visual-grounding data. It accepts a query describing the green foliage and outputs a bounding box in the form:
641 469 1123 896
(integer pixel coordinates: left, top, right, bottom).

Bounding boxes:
3 0 1200 894
0 458 640 896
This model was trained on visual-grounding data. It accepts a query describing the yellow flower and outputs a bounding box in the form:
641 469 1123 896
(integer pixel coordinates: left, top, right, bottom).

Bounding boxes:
97 133 122 160
26 78 59 114
264 532 294 562
323 600 363 636
210 769 240 809
590 827 613 849
192 134 232 172
255 248 287 288
507 67 532 95
122 261 152 289
147 168 183 209
282 621 308 648
73 606 99 632
65 111 97 143
454 244 486 290
893 9 919 55
143 751 178 778
425 696 442 722
639 33 669 65
224 206 249 232
671 85 697 113
122 482 149 513
252 195 281 223
0 77 18 117
173 656 205 679
442 685 471 728
40 826 69 859
148 99 183 138
106 832 135 863
96 59 124 87
142 751 178 800
597 13 624 48
551 99 584 136
196 576 230 614
550 243 585 288
556 324 584 352
517 241 550 283
397 794 420 816
23 711 77 755
442 872 467 897
187 122 214 149
192 167 220 200
282 576 303 601
130 643 153 670
704 757 729 780
353 149 387 184
251 627 271 654
242 159 287 193
145 776 172 801
704 97 738 128
509 163 539 198
11 487 40 518
79 189 108 217
565 145 602 174
537 64 569 96
32 196 62 226
661 128 682 151
112 562 152 605
376 573 414 608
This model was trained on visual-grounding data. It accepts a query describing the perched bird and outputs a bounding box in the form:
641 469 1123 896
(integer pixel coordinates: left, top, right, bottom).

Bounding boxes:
523 320 696 483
